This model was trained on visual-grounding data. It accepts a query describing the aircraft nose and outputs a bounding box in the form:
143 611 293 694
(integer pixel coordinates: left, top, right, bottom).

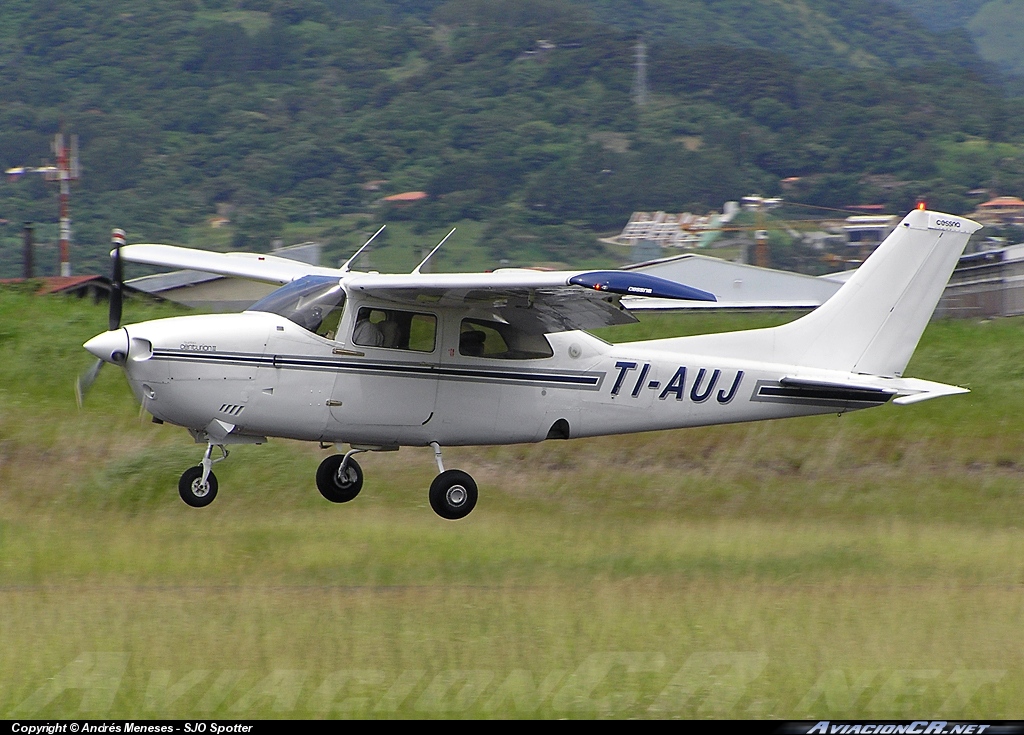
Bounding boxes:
84 328 129 365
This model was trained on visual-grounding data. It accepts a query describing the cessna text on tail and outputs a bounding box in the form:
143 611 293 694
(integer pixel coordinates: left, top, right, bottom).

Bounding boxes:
81 209 980 519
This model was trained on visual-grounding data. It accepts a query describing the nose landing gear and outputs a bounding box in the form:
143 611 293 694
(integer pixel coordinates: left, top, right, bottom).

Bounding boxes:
178 443 227 507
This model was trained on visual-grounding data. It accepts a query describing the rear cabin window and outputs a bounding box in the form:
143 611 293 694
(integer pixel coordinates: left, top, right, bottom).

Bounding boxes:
458 319 553 359
352 307 436 352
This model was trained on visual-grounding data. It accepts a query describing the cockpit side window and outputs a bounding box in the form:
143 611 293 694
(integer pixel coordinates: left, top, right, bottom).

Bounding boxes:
248 276 346 339
353 307 437 352
459 318 553 359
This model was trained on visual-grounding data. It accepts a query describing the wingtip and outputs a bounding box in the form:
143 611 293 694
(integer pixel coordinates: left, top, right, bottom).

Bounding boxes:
570 271 717 302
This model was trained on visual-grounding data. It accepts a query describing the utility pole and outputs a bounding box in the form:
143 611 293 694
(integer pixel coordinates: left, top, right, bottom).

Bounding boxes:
5 132 80 276
22 222 34 279
741 195 783 268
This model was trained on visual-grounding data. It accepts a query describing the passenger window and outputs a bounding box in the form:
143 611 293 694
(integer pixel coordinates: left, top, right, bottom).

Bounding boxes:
353 307 436 352
459 319 553 359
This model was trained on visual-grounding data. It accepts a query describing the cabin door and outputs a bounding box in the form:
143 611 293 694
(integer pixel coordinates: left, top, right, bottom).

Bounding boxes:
328 305 440 428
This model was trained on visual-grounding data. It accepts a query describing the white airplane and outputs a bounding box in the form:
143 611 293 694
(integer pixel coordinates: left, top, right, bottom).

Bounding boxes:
81 208 980 519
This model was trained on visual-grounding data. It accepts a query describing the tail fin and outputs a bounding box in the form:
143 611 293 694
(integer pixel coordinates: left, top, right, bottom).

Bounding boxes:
661 209 981 377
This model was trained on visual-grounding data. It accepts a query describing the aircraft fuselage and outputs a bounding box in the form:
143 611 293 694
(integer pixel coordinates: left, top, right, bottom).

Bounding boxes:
113 306 878 450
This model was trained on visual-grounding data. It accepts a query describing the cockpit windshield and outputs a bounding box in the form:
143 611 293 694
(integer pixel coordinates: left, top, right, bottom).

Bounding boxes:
248 275 346 339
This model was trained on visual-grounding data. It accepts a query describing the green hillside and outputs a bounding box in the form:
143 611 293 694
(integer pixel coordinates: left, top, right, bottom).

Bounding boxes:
967 0 1024 77
894 0 988 30
0 0 1023 279
587 0 981 69
899 1 1024 86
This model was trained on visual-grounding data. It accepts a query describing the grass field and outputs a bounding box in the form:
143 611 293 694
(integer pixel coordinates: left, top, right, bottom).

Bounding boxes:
1 291 1023 718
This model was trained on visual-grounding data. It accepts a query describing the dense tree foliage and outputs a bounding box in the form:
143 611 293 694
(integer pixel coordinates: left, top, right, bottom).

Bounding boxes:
0 0 1023 275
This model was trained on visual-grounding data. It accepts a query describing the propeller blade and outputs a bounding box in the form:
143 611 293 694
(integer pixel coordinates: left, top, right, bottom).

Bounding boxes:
109 229 126 331
75 358 104 409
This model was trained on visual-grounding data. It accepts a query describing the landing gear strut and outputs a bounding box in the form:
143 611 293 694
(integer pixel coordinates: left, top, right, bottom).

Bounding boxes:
178 443 227 507
428 442 477 520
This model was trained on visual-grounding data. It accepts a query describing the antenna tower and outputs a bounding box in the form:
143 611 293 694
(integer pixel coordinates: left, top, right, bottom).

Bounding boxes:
631 38 650 107
4 132 80 276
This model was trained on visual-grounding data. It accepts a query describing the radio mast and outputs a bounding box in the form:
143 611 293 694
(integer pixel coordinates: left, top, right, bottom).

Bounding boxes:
4 132 80 276
631 38 650 107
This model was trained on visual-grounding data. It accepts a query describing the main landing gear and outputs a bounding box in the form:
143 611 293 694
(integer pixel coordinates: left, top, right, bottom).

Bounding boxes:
427 442 478 520
314 442 478 519
177 440 478 520
316 449 364 503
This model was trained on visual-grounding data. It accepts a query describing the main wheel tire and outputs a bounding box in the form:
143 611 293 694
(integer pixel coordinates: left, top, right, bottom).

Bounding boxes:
316 454 363 503
429 469 478 520
179 466 218 508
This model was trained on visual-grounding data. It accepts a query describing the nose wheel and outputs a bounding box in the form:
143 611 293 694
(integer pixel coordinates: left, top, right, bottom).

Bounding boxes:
178 443 227 508
179 465 218 507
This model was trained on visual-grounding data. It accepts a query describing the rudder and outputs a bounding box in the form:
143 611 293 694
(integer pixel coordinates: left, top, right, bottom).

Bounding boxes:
774 209 980 376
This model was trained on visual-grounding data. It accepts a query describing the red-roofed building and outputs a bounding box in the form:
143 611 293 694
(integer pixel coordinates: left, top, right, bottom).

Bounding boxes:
980 196 1024 208
972 196 1024 225
382 191 428 204
0 275 123 302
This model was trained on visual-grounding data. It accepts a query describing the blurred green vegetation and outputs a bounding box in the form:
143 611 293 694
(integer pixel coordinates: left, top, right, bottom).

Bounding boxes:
2 1 1024 278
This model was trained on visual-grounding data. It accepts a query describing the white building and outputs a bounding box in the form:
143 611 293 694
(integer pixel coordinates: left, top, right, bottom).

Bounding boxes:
615 202 740 250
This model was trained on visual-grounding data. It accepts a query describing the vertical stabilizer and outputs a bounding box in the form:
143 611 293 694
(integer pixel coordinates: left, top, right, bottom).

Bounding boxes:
658 209 981 376
775 209 981 375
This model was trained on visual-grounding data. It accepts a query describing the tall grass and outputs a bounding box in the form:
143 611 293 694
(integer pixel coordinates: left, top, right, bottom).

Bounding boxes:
1 291 1023 717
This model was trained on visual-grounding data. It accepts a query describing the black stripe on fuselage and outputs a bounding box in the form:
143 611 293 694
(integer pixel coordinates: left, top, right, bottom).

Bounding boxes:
751 379 893 408
151 349 604 389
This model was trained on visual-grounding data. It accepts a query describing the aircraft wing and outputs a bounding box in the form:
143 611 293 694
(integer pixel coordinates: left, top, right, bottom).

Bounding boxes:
119 244 343 284
346 269 716 332
119 244 717 332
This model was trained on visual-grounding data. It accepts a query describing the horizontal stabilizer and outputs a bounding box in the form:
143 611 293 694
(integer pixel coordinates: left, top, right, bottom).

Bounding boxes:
752 376 896 410
889 377 970 405
766 375 968 409
778 377 895 405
